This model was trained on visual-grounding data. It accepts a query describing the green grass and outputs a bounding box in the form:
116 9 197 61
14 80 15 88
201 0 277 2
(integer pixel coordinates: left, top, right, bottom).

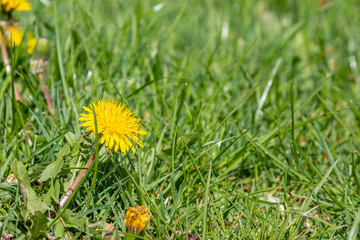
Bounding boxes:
1 0 360 239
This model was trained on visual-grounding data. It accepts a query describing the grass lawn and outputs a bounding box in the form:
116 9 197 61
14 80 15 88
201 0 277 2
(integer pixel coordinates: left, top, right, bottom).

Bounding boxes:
1 0 360 239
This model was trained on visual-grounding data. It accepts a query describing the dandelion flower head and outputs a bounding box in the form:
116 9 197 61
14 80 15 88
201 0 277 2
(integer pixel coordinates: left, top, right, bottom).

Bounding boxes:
6 26 22 46
2 0 31 12
125 205 151 234
79 99 147 153
3 26 36 53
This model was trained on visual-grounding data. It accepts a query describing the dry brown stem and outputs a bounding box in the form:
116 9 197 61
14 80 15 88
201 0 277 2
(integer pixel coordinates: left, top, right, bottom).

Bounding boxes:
39 73 54 115
59 144 103 207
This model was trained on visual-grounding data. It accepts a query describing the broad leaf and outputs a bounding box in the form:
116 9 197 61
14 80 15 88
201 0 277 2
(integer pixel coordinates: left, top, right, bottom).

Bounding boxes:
29 211 49 239
38 144 70 182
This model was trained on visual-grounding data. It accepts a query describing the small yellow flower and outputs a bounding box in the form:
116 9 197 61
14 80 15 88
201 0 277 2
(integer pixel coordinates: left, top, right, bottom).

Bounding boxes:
1 0 31 12
79 100 147 153
125 206 151 234
26 32 36 54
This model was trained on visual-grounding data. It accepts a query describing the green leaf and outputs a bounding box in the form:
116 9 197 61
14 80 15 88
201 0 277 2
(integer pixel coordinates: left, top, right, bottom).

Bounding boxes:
71 142 81 157
38 144 69 182
29 211 49 239
44 180 61 204
54 221 65 238
11 159 37 202
0 149 5 165
61 209 86 230
27 198 50 213
11 160 50 213
61 209 76 228
65 132 76 147
0 149 11 179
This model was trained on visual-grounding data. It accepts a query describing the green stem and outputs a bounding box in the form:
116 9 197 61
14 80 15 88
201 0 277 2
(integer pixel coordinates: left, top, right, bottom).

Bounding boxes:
91 102 100 192
124 233 136 240
91 145 99 193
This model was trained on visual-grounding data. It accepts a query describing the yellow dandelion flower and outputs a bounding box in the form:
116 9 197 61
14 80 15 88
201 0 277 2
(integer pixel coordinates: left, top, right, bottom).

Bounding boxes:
1 0 31 12
125 206 151 234
26 32 36 54
6 26 23 46
2 27 36 53
79 99 147 153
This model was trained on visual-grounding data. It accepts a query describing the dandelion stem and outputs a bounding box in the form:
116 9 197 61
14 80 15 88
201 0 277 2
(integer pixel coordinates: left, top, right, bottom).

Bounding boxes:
59 143 103 207
124 233 136 240
0 35 22 102
39 73 55 115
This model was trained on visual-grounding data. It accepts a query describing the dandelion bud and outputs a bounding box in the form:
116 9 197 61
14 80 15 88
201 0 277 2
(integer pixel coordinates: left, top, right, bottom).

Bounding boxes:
32 37 50 60
30 37 50 75
125 206 151 234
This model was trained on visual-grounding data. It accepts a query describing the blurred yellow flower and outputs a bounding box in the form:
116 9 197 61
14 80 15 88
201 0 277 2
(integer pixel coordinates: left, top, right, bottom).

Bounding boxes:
26 32 36 54
79 100 147 153
1 0 31 12
125 206 151 234
3 26 36 53
6 26 22 46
